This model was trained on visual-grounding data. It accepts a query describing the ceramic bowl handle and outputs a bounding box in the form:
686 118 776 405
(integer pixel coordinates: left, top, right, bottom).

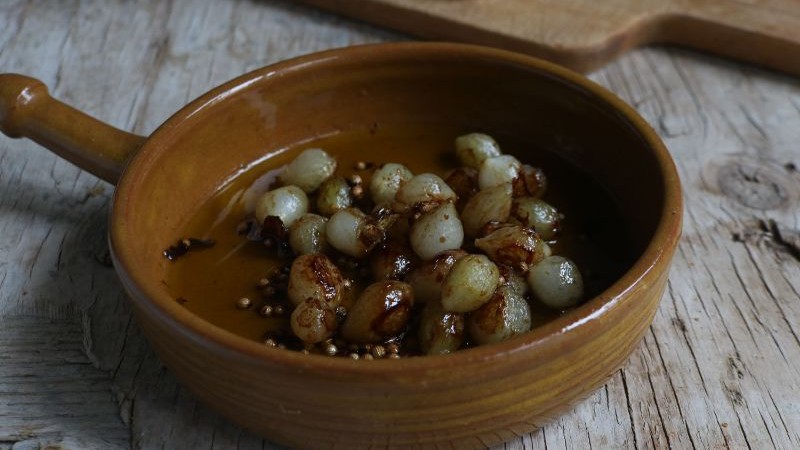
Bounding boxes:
0 73 145 184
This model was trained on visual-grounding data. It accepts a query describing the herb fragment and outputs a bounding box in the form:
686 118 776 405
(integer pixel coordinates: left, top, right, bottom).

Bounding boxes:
163 237 215 261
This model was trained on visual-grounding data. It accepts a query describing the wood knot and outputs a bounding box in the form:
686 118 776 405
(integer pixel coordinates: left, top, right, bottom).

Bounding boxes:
727 354 745 380
671 317 687 333
723 383 745 407
715 158 792 210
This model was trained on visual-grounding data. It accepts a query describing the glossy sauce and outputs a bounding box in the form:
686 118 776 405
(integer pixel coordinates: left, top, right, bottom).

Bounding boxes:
164 125 635 348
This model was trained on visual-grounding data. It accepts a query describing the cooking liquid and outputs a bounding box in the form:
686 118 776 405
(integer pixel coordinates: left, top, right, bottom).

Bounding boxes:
164 125 634 350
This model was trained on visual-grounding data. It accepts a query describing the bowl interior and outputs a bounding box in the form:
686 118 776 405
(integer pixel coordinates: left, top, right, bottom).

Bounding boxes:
112 43 673 361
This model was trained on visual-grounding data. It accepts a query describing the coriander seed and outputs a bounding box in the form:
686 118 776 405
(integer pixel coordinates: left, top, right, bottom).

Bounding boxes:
371 345 386 359
258 305 273 317
324 343 338 356
236 297 252 310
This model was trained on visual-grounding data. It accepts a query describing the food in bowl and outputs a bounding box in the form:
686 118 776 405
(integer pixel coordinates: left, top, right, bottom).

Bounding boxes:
164 125 635 357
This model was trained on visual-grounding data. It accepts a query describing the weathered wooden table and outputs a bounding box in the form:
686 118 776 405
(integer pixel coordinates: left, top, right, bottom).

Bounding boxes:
1 1 798 449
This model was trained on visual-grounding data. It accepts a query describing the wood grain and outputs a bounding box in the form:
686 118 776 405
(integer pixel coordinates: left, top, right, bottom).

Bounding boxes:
296 0 800 75
0 0 798 449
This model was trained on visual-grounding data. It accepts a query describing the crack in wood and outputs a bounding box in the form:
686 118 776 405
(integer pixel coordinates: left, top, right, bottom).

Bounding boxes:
731 218 800 263
619 370 639 450
764 219 800 262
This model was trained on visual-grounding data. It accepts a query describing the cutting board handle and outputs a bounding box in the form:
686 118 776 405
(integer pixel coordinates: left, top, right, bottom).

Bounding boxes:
658 1 800 75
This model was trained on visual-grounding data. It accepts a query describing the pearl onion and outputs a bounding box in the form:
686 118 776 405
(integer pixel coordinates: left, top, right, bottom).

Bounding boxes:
409 202 464 260
510 197 561 240
474 224 549 272
340 281 414 344
468 285 531 345
370 163 413 206
316 176 353 216
515 164 547 198
444 166 479 211
254 185 309 227
290 298 337 344
325 208 383 258
287 253 345 307
527 256 584 309
440 254 500 313
418 300 465 355
461 183 513 237
280 148 337 193
478 155 522 190
454 133 502 169
395 173 456 210
288 214 328 255
370 240 416 281
406 249 467 304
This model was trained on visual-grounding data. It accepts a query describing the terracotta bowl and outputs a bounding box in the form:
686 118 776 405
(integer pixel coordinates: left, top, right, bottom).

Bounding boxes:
0 43 681 449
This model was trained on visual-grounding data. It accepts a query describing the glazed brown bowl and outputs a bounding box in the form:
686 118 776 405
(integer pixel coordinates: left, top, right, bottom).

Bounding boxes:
0 43 681 449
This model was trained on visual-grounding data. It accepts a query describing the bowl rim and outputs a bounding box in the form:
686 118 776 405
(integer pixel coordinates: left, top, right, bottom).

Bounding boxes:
110 41 682 375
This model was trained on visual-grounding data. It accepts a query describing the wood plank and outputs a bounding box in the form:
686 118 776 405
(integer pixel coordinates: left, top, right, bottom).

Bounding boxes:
0 318 128 450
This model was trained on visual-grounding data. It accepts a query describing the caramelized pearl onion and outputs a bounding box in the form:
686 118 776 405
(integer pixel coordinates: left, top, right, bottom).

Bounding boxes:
370 240 417 281
468 285 532 345
418 300 465 355
287 253 345 307
444 167 479 211
340 281 415 344
474 224 550 272
406 249 467 304
291 298 338 344
514 164 547 198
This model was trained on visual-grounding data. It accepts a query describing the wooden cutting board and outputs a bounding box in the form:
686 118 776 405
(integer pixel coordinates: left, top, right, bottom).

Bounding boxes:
296 0 800 75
